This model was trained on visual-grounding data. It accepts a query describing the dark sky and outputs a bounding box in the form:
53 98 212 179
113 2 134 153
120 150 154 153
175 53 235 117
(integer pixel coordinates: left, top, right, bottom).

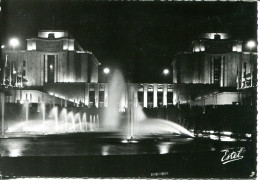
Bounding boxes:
1 1 257 83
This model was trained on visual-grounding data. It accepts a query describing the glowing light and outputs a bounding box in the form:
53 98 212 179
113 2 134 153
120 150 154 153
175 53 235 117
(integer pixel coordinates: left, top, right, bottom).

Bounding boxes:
9 38 19 49
163 69 169 75
245 134 251 138
194 46 200 52
247 40 256 50
220 136 236 142
1 45 5 49
38 31 66 38
27 41 36 50
9 149 22 157
223 131 232 136
103 67 110 74
158 143 171 154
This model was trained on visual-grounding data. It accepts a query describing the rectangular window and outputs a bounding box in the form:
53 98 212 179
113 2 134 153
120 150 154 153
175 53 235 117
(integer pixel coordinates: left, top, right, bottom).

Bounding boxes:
23 60 26 67
23 70 26 76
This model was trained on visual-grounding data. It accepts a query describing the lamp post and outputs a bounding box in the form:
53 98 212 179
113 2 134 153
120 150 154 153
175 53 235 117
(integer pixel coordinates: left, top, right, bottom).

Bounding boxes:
103 67 110 82
247 40 256 87
163 68 170 82
9 38 19 87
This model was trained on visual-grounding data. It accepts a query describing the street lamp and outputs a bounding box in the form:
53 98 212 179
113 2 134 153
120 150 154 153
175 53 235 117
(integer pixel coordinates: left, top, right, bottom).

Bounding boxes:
247 40 256 51
103 67 110 74
103 67 110 82
246 40 256 88
163 69 169 76
1 45 5 49
163 69 170 83
9 38 19 86
9 38 19 50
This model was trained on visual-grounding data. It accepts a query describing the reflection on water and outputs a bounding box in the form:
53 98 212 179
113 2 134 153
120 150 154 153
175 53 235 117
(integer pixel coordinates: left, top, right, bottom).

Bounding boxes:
157 142 172 154
101 145 109 156
0 139 29 157
0 133 251 157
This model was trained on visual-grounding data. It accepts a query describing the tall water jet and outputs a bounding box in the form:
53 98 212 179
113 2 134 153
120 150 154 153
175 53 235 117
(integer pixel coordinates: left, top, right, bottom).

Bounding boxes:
93 115 96 130
65 108 68 133
90 115 93 131
103 69 126 129
1 92 5 136
55 106 58 133
41 103 45 134
82 113 87 131
97 115 99 129
72 113 76 132
25 101 29 133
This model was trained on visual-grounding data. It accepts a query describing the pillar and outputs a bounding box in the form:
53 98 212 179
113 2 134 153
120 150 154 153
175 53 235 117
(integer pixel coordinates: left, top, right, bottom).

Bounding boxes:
133 84 138 107
44 56 48 83
104 83 109 107
3 55 7 84
143 83 148 108
211 57 214 84
94 83 99 108
9 60 12 86
65 98 68 107
173 93 177 105
84 83 89 106
220 56 224 87
153 83 158 108
1 93 5 136
163 84 167 107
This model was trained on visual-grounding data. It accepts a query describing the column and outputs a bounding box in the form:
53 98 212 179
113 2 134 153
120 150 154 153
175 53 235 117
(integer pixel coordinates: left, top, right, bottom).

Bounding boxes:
1 92 5 136
84 83 89 106
163 83 167 107
54 55 57 83
153 83 158 108
94 83 99 108
45 55 48 83
104 83 109 107
3 55 7 84
173 93 177 105
220 56 224 87
211 57 214 84
143 83 148 108
9 60 12 86
133 84 138 107
65 98 68 107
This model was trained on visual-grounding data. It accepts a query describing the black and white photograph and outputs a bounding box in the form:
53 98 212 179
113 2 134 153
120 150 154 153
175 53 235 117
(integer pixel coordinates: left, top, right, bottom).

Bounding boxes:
0 0 257 179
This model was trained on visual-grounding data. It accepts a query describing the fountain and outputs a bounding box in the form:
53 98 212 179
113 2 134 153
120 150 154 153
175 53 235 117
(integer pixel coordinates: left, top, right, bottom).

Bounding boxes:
103 69 126 130
5 69 193 139
102 69 193 139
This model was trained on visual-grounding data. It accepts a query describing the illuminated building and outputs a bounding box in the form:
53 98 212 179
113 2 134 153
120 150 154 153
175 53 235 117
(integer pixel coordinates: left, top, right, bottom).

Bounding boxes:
172 32 257 105
1 30 99 87
1 31 256 108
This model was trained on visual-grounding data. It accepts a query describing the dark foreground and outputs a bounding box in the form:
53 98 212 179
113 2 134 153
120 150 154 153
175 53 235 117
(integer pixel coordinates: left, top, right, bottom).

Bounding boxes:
0 133 256 178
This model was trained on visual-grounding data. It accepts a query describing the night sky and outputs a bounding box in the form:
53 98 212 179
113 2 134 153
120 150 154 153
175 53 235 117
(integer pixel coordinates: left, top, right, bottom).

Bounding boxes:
1 1 257 83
